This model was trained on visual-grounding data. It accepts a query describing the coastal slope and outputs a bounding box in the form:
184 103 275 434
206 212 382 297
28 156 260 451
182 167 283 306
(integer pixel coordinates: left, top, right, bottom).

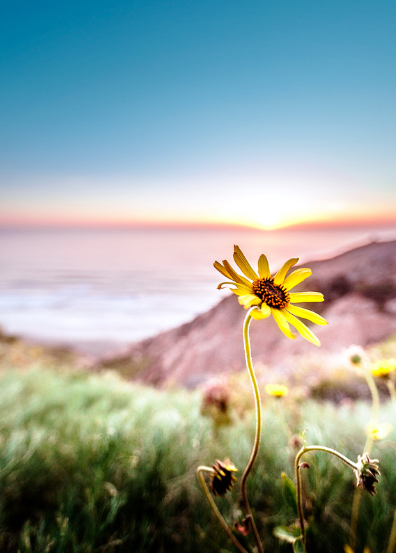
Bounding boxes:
104 240 396 388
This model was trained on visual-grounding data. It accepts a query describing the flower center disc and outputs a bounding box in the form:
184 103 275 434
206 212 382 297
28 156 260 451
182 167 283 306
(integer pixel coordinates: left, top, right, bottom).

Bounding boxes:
252 278 290 310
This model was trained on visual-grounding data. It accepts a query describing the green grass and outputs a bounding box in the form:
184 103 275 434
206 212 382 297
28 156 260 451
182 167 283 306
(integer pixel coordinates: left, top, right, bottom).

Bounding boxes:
0 367 395 553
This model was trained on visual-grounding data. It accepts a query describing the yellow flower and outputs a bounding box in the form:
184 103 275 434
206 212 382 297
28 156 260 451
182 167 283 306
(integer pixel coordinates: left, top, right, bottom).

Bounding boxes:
370 358 396 379
365 422 392 441
265 383 289 398
214 245 327 346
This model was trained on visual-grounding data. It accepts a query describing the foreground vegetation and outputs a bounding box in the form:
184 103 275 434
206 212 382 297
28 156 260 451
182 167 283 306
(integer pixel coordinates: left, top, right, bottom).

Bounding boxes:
0 367 395 553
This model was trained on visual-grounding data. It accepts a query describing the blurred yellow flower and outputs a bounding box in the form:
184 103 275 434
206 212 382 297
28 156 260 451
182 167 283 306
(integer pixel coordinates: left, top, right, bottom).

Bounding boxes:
365 422 392 441
370 358 396 379
214 245 327 345
265 383 289 398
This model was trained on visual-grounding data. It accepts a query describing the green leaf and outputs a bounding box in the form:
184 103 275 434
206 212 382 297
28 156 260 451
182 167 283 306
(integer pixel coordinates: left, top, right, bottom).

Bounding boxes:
282 472 297 514
293 537 307 553
273 525 301 543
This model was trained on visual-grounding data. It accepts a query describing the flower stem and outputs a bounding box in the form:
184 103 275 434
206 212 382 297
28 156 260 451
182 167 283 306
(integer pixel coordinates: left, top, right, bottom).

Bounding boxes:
362 370 380 453
387 380 396 417
240 308 264 553
295 445 358 544
349 489 362 553
197 466 249 553
349 367 380 550
386 509 396 553
386 380 396 553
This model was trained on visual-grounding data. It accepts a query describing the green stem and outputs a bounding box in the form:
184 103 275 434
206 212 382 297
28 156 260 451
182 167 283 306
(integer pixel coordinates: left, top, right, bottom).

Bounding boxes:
387 380 396 417
240 308 264 553
349 489 362 553
295 449 305 544
295 445 358 544
349 367 380 550
197 466 249 553
386 509 396 553
386 379 396 553
362 370 380 453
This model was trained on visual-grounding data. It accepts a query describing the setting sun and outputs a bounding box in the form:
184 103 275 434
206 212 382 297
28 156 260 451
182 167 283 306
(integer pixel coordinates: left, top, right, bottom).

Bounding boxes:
242 196 324 231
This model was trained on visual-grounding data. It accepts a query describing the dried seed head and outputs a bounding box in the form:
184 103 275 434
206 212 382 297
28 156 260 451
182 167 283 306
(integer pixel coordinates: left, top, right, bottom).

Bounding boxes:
210 458 238 497
354 453 380 496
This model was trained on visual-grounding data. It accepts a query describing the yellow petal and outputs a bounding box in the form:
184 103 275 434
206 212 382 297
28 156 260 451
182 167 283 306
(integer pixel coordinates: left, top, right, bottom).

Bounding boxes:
288 292 324 303
271 309 296 340
258 254 270 279
251 307 266 319
260 303 271 318
282 310 321 346
217 281 238 290
233 245 259 281
286 304 327 325
273 258 299 285
283 268 312 291
238 294 261 307
230 285 254 296
222 260 252 288
214 261 233 280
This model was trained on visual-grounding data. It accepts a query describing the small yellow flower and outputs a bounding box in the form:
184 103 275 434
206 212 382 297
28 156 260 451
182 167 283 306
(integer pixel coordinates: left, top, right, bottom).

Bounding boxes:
370 358 396 379
210 459 238 497
365 422 392 441
214 245 327 346
265 383 289 398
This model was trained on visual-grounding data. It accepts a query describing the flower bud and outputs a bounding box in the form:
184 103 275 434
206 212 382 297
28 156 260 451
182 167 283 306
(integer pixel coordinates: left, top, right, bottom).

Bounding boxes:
354 453 380 496
210 458 238 497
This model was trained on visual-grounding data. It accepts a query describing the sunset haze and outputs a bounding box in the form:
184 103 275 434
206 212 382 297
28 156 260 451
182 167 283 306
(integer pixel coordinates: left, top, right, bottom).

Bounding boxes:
1 0 395 230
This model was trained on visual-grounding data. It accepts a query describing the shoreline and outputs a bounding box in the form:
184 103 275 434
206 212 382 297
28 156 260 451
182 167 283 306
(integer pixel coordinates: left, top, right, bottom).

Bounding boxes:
2 238 396 386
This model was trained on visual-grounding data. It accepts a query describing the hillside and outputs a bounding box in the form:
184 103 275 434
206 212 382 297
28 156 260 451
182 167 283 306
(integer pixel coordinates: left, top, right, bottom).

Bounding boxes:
99 240 396 388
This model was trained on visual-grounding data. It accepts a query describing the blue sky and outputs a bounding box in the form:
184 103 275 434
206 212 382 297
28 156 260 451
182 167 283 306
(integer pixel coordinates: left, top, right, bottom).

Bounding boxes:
1 0 396 228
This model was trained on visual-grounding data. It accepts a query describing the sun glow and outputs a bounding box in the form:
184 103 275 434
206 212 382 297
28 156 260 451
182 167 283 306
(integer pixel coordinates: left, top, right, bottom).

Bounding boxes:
245 211 319 231
251 213 284 230
234 193 328 231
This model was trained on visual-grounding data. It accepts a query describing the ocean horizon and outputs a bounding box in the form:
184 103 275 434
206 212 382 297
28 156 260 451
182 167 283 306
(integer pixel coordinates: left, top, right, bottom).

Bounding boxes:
1 226 395 356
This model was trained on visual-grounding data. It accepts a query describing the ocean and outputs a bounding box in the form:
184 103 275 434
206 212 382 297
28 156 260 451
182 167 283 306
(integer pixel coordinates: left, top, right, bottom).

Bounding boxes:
1 226 395 355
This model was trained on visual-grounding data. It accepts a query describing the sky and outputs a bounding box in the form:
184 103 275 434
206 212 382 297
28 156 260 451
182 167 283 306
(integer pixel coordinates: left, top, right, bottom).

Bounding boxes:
1 0 396 230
